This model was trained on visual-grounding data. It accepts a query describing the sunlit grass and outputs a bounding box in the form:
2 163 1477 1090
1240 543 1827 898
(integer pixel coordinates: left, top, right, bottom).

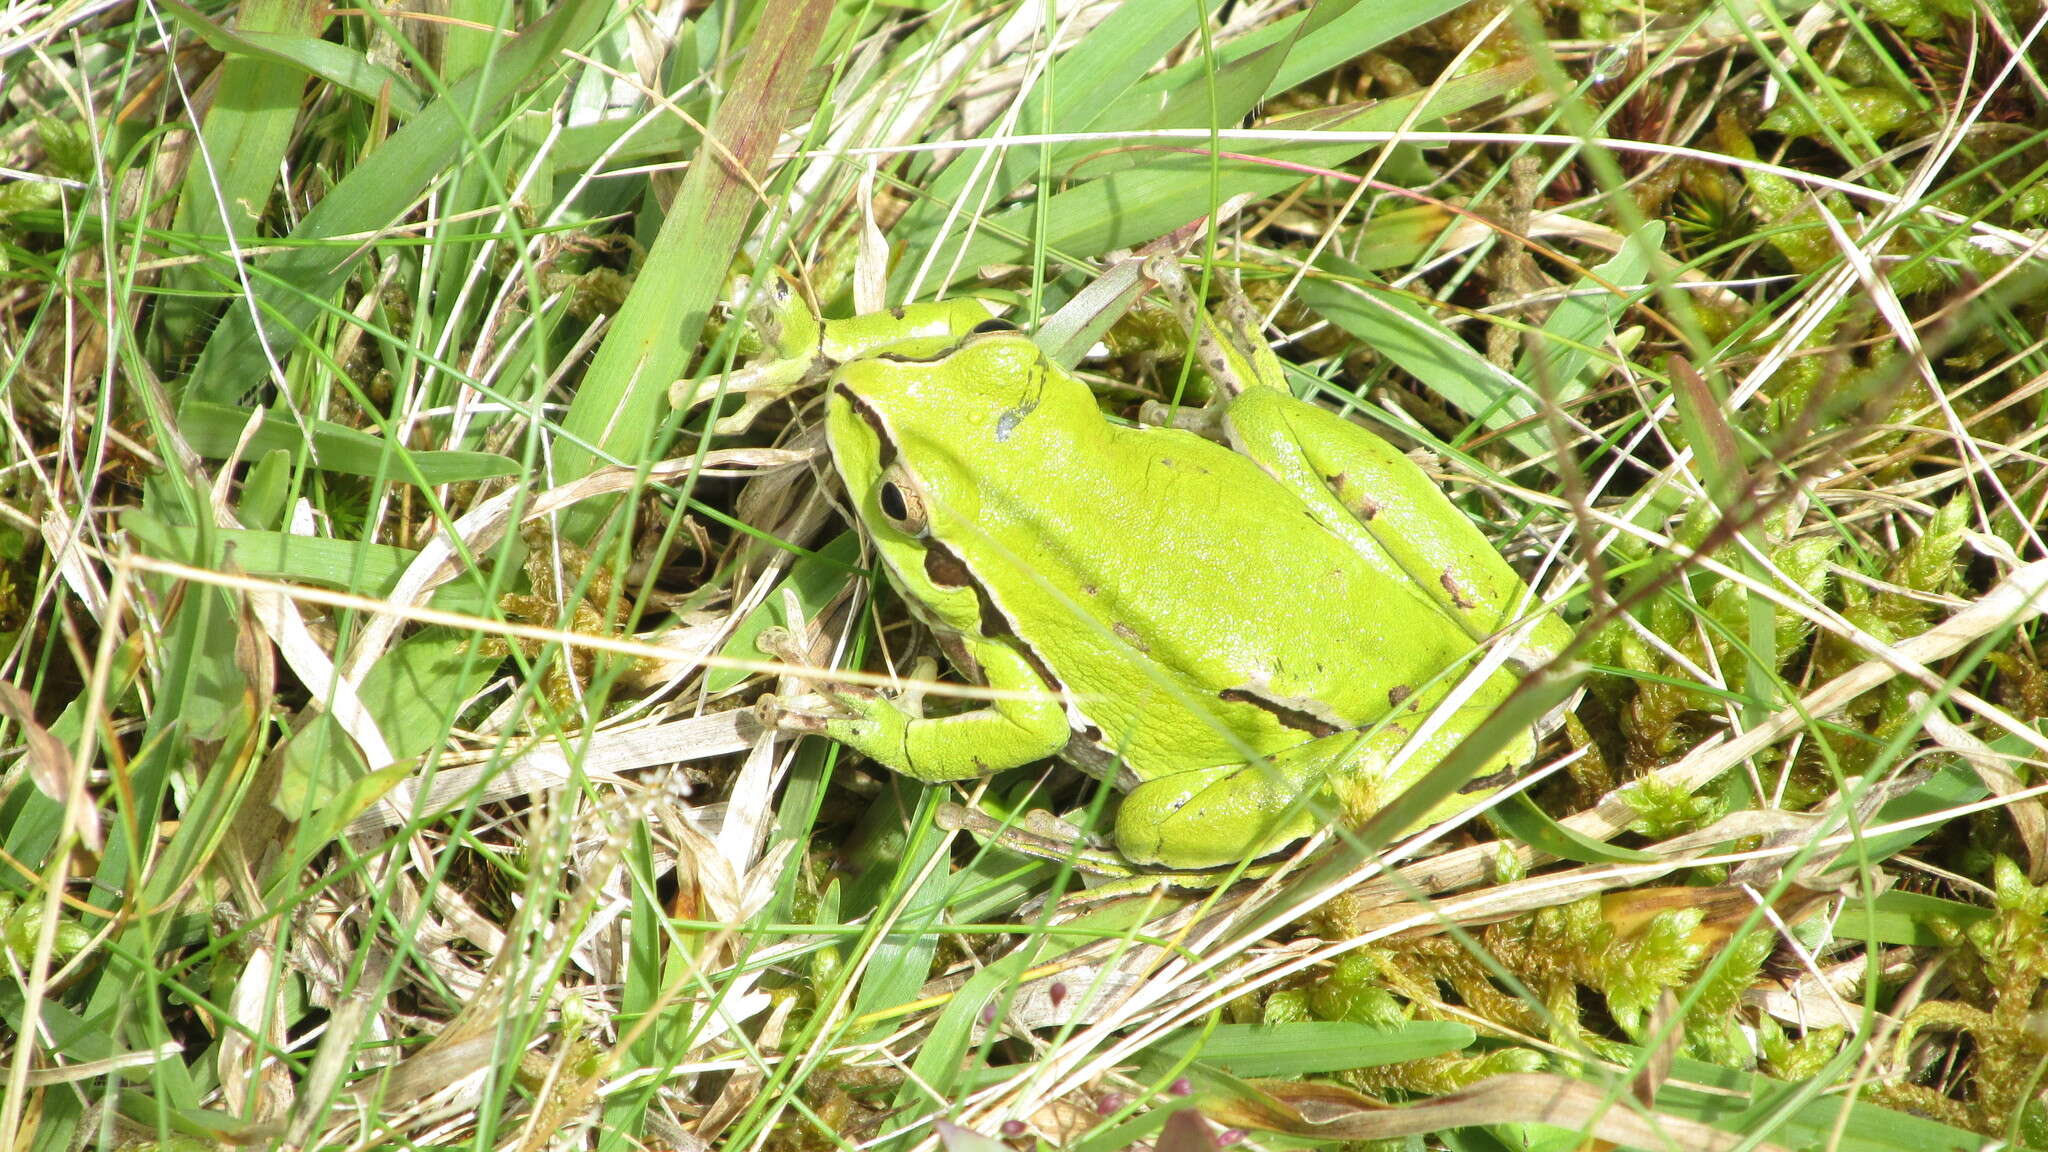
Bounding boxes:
3 0 2048 1148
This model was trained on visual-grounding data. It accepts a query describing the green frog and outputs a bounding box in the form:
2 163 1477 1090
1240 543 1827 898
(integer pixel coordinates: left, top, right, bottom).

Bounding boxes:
723 277 1570 873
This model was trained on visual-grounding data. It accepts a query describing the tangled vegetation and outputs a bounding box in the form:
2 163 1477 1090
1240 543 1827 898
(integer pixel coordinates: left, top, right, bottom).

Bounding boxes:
4 0 2048 1148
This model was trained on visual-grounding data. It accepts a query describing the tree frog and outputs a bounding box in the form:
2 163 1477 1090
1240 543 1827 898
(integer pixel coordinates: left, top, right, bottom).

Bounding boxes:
745 286 1571 873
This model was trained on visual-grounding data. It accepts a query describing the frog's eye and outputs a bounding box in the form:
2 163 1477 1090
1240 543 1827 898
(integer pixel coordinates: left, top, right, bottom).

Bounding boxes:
875 466 931 538
970 318 1019 335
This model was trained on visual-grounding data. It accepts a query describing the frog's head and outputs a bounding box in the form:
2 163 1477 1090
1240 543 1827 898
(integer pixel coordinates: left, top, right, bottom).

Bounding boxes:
823 326 1093 636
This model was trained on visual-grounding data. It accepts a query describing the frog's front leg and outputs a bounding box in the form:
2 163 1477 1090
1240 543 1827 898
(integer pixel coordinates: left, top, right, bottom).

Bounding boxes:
793 640 1072 783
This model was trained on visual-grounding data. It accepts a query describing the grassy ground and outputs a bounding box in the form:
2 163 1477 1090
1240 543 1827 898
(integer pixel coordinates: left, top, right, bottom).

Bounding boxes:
4 0 2048 1148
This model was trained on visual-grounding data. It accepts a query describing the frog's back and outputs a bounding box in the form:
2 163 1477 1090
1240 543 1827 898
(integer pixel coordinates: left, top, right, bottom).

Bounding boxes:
966 412 1485 774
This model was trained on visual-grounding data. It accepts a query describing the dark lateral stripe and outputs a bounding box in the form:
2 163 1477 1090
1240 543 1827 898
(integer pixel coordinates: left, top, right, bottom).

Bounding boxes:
1217 688 1341 736
869 347 952 365
1459 765 1519 794
833 383 897 467
924 546 972 588
922 537 1065 694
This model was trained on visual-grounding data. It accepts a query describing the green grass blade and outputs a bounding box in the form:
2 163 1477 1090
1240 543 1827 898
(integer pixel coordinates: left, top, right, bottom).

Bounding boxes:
178 401 519 484
549 0 834 539
1147 1021 1476 1077
915 66 1530 294
180 0 613 406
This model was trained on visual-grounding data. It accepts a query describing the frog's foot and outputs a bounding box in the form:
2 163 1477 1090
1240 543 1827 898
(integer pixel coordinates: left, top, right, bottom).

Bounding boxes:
756 634 1068 784
937 803 1135 876
756 684 916 768
939 803 1278 896
1140 252 1290 399
1115 759 1328 871
670 272 831 434
749 625 914 742
1134 399 1229 439
669 354 823 436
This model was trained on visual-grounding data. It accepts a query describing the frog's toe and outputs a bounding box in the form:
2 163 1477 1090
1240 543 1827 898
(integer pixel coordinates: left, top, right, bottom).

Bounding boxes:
1117 764 1324 870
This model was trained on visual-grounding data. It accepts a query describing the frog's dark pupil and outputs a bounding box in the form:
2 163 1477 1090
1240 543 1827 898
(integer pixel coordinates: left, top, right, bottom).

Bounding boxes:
879 482 908 521
971 318 1019 335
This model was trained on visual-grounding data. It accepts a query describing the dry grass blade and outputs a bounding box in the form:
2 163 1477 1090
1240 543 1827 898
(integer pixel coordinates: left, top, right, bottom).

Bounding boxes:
1214 1071 1796 1151
550 0 834 519
0 682 94 851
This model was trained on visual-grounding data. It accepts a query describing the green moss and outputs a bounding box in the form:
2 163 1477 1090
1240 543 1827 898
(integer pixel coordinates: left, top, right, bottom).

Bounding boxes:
1262 987 1314 1025
1760 1018 1847 1081
1308 952 1410 1028
1759 87 1919 140
1861 0 1974 37
1622 776 1727 839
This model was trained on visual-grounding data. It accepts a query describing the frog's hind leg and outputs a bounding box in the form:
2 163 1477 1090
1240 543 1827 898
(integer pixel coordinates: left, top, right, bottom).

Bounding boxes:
1116 704 1533 872
1113 745 1336 871
1220 387 1568 661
